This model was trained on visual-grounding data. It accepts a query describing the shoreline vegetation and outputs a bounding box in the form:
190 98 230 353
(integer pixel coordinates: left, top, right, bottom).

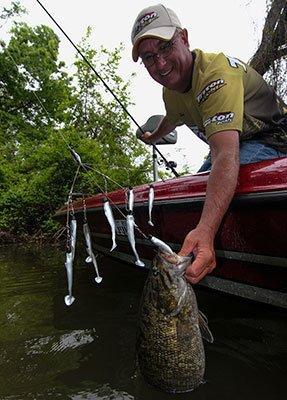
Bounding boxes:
0 230 18 244
0 227 63 245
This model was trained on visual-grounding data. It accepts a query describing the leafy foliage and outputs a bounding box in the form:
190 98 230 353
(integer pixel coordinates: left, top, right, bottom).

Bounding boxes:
0 0 26 25
0 21 151 237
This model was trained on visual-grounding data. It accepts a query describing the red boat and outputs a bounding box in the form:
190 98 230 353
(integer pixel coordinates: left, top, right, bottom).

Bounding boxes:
55 157 287 309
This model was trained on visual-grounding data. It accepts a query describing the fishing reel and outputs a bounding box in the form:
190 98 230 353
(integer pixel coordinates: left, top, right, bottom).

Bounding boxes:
157 158 177 169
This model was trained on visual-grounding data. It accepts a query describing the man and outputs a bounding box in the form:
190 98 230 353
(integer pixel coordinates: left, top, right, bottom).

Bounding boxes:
131 4 287 284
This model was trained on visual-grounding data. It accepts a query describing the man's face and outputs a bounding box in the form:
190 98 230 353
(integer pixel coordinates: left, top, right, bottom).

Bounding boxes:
137 29 193 92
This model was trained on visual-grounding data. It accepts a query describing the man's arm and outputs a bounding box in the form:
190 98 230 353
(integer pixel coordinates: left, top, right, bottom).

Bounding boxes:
140 115 177 144
178 130 240 283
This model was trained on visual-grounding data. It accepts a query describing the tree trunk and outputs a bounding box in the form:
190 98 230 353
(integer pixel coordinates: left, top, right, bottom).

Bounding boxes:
249 0 287 76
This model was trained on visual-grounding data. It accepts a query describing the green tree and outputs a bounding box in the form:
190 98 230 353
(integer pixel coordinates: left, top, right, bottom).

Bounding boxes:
0 22 151 237
0 22 76 235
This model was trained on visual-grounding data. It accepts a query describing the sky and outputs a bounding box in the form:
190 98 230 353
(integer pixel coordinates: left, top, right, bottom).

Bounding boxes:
1 0 268 173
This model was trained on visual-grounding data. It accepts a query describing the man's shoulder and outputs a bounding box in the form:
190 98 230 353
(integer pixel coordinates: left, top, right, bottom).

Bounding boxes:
193 49 253 93
193 49 238 75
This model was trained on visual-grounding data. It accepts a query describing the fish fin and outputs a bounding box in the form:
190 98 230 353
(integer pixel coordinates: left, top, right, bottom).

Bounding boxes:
198 310 214 343
199 309 208 324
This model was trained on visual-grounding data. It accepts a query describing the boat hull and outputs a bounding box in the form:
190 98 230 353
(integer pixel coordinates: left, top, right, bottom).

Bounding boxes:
55 158 287 308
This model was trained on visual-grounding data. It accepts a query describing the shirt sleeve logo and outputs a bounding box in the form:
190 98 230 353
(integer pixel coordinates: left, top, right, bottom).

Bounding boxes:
196 79 226 104
204 112 235 127
226 56 247 72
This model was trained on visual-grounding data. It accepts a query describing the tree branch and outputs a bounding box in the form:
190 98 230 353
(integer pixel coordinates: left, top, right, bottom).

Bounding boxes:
249 0 287 75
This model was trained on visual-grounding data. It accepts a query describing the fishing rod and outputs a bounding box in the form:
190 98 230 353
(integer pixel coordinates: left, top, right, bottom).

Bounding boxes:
35 0 179 178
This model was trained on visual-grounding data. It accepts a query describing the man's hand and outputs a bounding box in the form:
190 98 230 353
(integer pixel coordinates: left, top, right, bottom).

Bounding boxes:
178 227 216 284
138 116 177 145
140 131 153 144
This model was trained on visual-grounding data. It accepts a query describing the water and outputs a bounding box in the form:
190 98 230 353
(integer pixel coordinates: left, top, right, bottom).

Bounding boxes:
0 244 286 400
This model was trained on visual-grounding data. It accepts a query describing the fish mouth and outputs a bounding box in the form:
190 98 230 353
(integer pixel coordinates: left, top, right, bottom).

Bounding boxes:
159 251 177 264
158 251 192 274
160 251 191 264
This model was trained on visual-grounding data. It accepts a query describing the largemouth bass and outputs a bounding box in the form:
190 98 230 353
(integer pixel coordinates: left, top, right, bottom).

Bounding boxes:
136 251 213 393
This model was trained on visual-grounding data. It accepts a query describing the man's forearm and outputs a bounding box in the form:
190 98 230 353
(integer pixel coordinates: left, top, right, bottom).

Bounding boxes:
198 153 239 236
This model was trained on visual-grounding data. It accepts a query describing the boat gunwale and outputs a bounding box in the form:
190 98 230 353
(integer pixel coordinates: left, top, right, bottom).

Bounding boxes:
55 157 287 216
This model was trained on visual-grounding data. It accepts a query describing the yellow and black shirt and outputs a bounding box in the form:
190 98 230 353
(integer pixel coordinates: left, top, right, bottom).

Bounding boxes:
163 49 287 151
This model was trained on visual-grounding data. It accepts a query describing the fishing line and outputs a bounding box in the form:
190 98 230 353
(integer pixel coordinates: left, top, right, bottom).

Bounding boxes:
65 160 150 248
3 42 129 195
5 42 147 240
52 225 66 241
69 164 81 196
3 5 172 191
3 42 137 216
2 24 126 188
3 19 163 190
65 164 82 249
35 0 179 178
68 169 148 240
1 42 73 151
86 165 126 191
3 8 152 243
67 164 127 220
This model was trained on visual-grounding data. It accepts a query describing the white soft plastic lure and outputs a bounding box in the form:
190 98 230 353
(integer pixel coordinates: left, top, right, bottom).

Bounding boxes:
149 235 173 255
64 218 77 306
128 187 134 213
148 184 154 226
126 213 145 267
69 148 83 166
103 197 117 251
83 222 103 283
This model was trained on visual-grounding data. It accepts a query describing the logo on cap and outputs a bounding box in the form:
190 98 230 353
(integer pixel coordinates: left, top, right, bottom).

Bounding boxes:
133 12 159 36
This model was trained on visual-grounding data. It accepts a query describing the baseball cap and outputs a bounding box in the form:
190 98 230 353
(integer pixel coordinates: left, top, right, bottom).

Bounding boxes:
131 4 182 62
